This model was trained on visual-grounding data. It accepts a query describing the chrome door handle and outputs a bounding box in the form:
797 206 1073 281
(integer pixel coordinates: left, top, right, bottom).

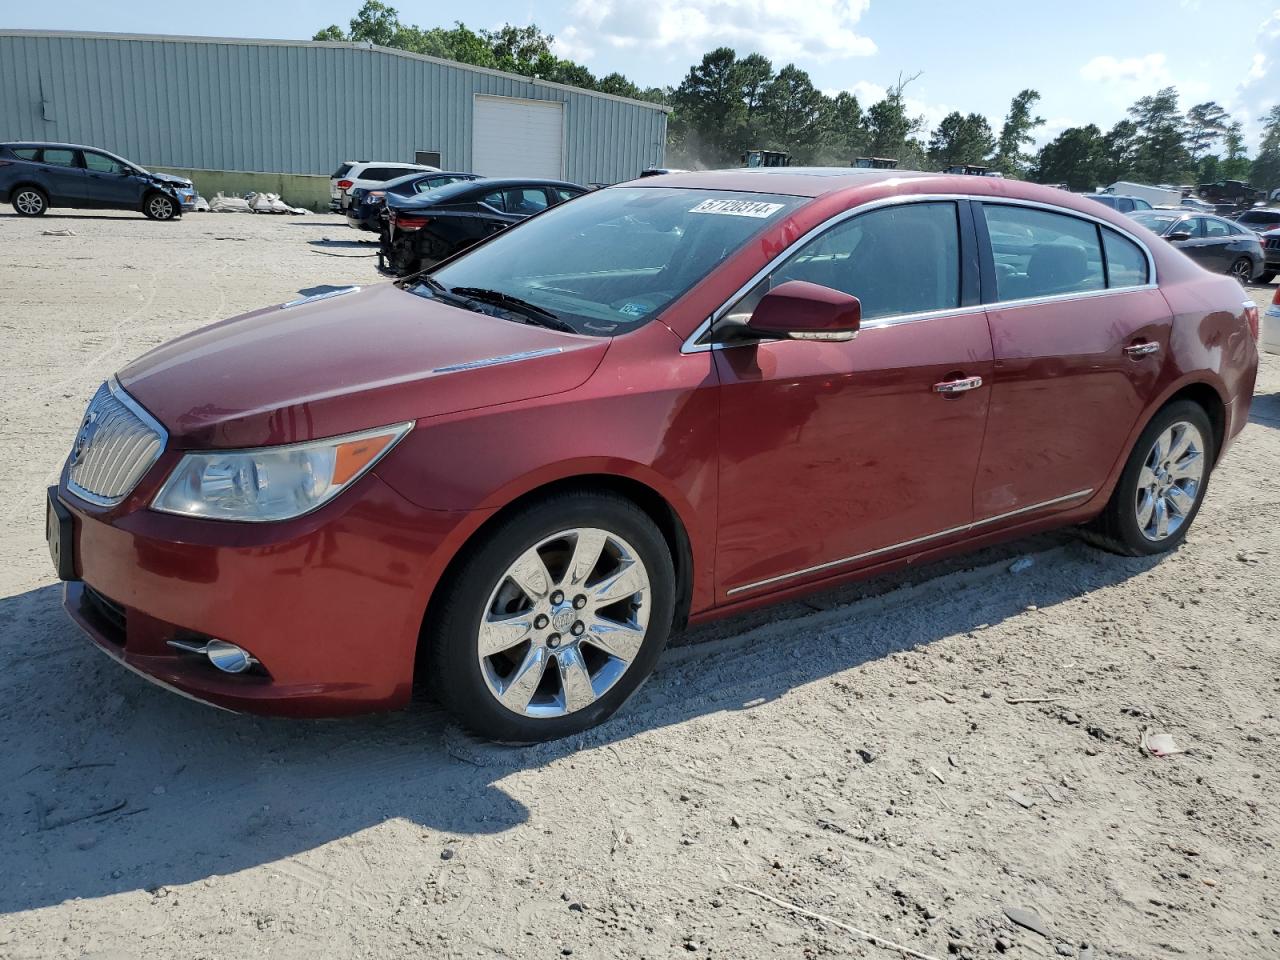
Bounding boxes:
933 375 983 395
1124 342 1161 359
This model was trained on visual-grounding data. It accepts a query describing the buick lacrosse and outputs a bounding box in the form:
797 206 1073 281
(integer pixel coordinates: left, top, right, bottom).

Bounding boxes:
48 169 1259 741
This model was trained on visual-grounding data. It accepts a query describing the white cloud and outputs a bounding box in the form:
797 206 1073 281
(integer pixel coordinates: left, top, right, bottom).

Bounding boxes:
566 0 876 64
1079 52 1171 89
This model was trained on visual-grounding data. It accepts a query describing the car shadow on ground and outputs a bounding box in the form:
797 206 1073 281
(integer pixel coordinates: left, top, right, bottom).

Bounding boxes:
0 532 1160 914
307 237 380 248
1248 387 1280 431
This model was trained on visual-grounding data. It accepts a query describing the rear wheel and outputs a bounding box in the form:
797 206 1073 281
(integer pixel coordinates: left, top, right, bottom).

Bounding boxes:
1229 257 1253 282
12 187 48 216
1084 400 1214 556
426 490 675 742
143 192 178 221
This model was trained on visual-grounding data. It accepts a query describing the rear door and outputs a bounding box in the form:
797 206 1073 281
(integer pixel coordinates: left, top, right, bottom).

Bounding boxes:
713 199 993 600
36 147 87 204
973 202 1169 520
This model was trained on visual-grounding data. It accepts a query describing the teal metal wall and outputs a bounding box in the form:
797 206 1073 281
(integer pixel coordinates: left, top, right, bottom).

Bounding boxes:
0 30 668 185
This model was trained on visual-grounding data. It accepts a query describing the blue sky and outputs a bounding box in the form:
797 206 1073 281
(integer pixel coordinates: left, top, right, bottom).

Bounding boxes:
8 0 1280 147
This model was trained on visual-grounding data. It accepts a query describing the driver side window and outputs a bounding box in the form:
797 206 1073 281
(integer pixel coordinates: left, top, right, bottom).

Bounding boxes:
724 201 962 325
83 152 125 175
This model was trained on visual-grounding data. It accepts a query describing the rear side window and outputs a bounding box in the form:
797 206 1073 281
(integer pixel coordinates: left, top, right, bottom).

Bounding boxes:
331 163 353 179
983 205 1105 301
768 201 961 321
41 149 80 168
552 187 583 203
361 167 408 182
1116 198 1134 213
1204 218 1231 238
504 188 550 215
10 147 38 160
480 190 507 212
1101 229 1149 288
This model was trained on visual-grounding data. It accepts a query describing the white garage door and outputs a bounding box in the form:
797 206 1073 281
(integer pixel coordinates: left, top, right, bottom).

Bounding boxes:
472 95 565 179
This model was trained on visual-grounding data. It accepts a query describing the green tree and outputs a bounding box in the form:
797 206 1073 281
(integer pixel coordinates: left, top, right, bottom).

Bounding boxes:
324 0 401 46
1184 101 1230 160
480 23 553 76
761 64 826 161
313 24 346 41
734 53 775 151
1099 119 1139 184
1128 87 1190 183
1221 121 1251 181
671 48 747 164
597 72 643 99
819 91 868 163
1252 105 1280 191
991 89 1045 178
927 111 996 169
1032 124 1103 189
866 73 924 163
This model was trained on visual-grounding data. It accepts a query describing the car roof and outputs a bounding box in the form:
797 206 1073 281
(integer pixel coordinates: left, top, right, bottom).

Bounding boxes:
379 171 477 188
393 177 587 206
633 167 932 197
3 141 117 152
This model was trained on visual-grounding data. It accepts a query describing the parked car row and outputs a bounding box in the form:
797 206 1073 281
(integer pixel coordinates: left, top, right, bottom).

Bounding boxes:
0 141 196 220
1129 210 1267 283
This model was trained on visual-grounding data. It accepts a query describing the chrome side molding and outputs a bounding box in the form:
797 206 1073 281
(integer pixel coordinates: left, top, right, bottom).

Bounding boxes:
281 286 360 309
434 348 564 374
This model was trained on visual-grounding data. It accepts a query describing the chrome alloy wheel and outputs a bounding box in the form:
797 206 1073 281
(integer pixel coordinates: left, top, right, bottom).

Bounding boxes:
148 194 175 219
14 189 44 215
1135 420 1205 541
1229 258 1252 282
478 528 651 719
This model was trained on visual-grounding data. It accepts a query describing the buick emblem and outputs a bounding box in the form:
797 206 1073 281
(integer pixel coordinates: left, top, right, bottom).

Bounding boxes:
69 411 99 467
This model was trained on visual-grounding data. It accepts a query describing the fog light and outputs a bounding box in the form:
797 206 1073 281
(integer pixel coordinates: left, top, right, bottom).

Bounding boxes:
166 637 259 674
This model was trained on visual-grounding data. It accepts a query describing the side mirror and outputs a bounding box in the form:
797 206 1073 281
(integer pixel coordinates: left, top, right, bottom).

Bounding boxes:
1167 231 1192 242
746 280 861 342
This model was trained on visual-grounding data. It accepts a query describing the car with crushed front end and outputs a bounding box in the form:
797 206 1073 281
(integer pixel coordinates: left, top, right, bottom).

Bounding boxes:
48 168 1259 742
1 142 195 220
381 177 587 276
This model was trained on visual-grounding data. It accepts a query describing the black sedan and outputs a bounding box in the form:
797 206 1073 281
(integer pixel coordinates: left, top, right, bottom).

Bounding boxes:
381 178 587 276
345 171 480 233
1129 210 1264 283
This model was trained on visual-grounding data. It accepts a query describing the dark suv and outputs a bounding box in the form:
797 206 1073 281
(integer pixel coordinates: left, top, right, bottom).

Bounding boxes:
0 142 195 220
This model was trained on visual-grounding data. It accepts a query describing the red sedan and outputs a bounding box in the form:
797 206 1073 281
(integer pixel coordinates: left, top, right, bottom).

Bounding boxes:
48 169 1259 741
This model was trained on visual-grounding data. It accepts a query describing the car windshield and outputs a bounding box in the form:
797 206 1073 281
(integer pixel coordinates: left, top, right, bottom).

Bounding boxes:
1131 212 1180 233
412 187 804 336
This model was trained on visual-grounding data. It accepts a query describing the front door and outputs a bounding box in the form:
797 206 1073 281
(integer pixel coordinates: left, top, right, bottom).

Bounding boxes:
973 202 1170 520
80 151 143 208
713 200 993 601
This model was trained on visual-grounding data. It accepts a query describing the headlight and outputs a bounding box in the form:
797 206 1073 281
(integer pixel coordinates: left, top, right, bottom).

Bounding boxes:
151 422 413 522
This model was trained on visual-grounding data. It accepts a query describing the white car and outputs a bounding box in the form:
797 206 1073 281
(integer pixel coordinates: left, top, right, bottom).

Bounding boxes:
329 161 438 212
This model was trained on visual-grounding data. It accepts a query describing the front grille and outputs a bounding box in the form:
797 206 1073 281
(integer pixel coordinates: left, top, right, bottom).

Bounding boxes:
67 380 167 506
83 584 126 644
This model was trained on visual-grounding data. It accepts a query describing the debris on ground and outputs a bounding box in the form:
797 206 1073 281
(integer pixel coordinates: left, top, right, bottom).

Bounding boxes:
209 193 252 213
1003 906 1052 939
1009 557 1035 574
1141 730 1186 757
40 228 76 237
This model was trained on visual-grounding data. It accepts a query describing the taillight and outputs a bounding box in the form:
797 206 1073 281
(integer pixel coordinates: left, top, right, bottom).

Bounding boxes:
394 213 432 230
336 179 353 190
1244 301 1260 340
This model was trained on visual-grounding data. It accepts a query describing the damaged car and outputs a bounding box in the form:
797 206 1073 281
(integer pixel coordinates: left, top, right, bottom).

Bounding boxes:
0 142 195 220
381 177 586 275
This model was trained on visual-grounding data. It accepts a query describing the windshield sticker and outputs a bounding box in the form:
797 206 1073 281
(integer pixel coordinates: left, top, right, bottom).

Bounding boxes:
617 302 649 317
689 199 785 218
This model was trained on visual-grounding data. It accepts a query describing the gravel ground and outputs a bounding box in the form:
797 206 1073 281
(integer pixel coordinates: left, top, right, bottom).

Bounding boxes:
1 210 1278 960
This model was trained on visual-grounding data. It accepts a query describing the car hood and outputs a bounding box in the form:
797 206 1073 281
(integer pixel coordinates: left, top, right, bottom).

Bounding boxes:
118 283 609 448
146 171 194 188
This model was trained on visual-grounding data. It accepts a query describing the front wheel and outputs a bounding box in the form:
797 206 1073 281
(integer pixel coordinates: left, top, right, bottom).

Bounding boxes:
1229 257 1253 282
1084 400 1214 556
143 192 178 221
426 490 675 742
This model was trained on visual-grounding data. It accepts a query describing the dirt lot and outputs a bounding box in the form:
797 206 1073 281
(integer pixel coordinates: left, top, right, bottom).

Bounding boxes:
0 209 1278 960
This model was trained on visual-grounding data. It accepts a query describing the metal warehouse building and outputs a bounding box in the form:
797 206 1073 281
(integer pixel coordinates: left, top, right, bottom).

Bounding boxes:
0 29 669 208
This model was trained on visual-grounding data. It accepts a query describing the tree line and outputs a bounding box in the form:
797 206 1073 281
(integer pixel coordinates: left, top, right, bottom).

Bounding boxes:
317 2 1280 192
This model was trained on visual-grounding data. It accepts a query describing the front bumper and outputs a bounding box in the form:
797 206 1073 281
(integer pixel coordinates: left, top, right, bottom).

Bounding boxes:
55 469 478 717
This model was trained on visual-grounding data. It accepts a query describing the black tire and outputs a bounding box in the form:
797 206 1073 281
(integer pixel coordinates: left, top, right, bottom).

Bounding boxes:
1083 400 1215 557
425 489 675 742
142 191 178 221
1228 257 1253 283
11 186 48 217
1258 270 1276 285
